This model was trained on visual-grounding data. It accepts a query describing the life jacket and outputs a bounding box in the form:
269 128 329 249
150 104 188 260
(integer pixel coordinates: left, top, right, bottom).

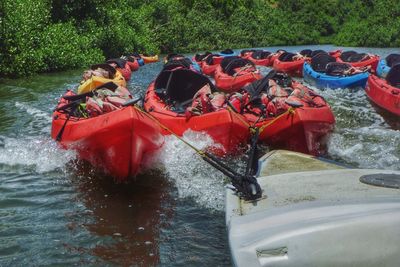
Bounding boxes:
85 86 131 117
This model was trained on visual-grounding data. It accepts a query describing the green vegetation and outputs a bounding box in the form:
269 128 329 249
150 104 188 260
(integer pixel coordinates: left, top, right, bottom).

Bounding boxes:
1 0 397 77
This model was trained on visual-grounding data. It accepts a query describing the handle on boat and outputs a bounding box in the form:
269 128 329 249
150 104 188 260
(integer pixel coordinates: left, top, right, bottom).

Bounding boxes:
122 96 143 107
285 100 304 108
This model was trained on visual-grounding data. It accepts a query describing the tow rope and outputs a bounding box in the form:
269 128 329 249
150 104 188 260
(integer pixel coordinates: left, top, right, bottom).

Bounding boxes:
131 104 262 201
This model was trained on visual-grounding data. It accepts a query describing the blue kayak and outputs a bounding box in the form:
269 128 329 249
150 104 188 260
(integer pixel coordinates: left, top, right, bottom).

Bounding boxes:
376 59 390 78
138 58 145 66
303 62 369 89
218 49 236 57
190 60 202 73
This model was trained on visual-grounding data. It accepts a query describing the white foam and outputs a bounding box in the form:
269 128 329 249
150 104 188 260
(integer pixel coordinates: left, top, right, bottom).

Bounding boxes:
0 136 76 173
152 130 233 211
322 88 400 170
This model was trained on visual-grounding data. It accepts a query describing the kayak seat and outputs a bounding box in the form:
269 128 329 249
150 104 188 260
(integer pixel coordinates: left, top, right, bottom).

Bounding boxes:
220 48 234 54
300 49 313 57
278 52 296 62
386 64 400 88
325 62 353 76
205 54 221 65
163 58 192 71
194 52 211 62
154 68 216 105
240 49 257 56
311 53 336 73
310 50 327 58
251 50 271 59
347 53 369 62
339 51 357 62
106 58 127 69
221 57 254 76
386 53 400 67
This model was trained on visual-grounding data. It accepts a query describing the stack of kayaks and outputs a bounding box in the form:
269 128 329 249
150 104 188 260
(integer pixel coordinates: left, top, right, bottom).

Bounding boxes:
303 52 369 89
376 53 400 78
214 56 262 93
226 149 400 267
366 64 400 116
55 47 399 181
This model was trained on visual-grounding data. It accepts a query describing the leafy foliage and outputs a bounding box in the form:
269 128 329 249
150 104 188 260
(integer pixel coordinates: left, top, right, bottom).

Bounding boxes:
0 0 396 77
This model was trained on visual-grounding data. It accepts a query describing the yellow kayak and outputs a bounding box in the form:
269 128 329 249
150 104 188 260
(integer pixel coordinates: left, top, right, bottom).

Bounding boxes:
78 71 126 94
140 54 159 64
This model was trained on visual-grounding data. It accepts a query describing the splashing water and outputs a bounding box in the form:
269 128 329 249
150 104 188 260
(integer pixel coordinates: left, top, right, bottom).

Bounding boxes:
0 135 76 173
153 130 231 211
313 87 400 170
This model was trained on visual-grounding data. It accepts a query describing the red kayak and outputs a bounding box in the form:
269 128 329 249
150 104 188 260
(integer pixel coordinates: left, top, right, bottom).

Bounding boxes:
273 52 308 77
144 68 250 155
229 73 335 155
247 50 273 66
366 74 400 116
192 52 212 68
337 52 380 72
214 57 261 93
51 87 164 181
239 49 257 59
201 54 224 76
125 56 140 71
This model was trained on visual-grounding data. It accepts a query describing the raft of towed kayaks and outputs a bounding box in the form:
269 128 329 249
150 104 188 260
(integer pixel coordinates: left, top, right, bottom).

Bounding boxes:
51 47 400 180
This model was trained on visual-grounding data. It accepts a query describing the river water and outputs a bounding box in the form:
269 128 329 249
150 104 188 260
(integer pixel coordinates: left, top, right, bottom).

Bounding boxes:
0 45 399 266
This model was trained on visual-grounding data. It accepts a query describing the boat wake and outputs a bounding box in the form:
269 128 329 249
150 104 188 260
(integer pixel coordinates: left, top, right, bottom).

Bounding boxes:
152 130 239 211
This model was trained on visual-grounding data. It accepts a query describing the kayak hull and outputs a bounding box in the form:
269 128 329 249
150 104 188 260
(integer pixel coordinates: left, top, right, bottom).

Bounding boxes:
366 75 400 116
303 62 369 89
273 58 305 77
248 57 272 67
248 106 335 156
127 59 139 71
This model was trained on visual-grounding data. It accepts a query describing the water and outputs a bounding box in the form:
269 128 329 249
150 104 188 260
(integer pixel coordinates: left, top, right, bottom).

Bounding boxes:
0 45 399 266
